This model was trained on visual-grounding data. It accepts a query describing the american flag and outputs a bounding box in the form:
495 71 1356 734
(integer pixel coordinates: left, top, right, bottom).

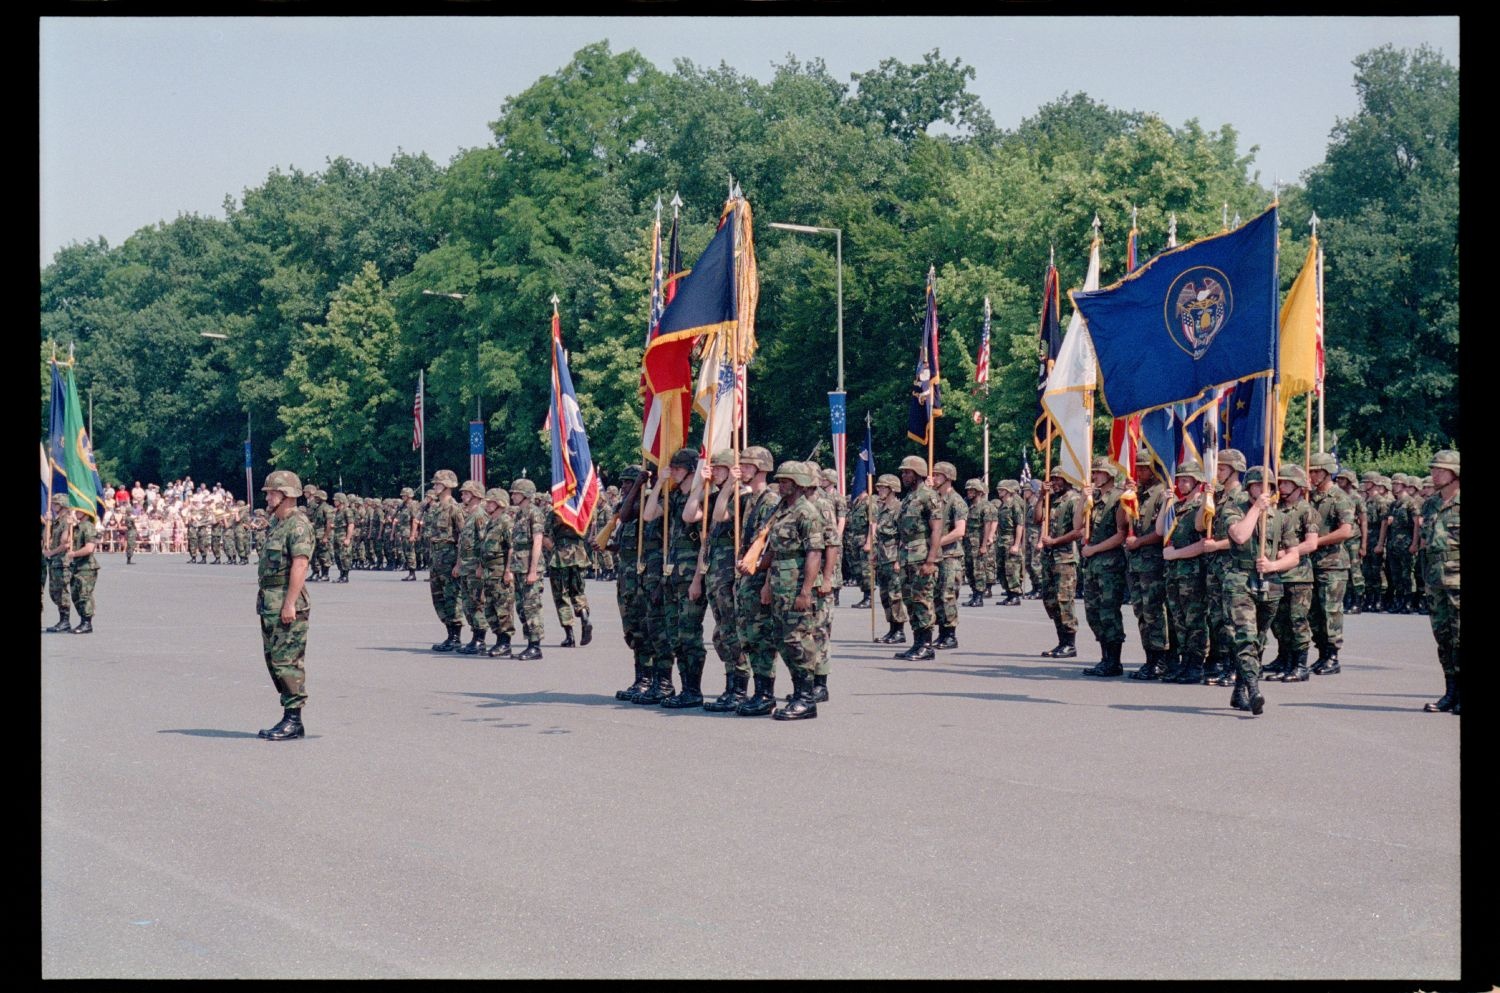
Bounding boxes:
469 420 485 486
975 299 991 385
412 371 424 451
829 391 847 498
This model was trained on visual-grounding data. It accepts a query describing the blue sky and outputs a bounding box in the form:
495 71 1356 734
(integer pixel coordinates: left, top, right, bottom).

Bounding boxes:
39 16 1459 267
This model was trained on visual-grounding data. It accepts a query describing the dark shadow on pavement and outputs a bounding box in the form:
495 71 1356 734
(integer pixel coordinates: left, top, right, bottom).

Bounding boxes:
358 646 457 656
857 690 1066 705
1108 704 1235 718
1277 701 1427 713
873 662 1088 680
450 690 618 708
157 728 270 738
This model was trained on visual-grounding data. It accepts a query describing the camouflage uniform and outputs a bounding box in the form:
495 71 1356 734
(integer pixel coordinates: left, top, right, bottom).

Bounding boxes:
1419 452 1460 713
256 474 314 737
45 508 75 630
1307 455 1356 670
704 469 746 697
1081 461 1128 673
508 480 548 653
1024 490 1044 595
1339 472 1367 611
735 474 783 687
332 495 353 579
1040 480 1083 656
123 511 138 564
456 484 490 651
210 509 226 563
68 514 99 626
1384 482 1419 611
847 494 872 601
1362 476 1393 610
423 472 467 650
896 459 943 658
1223 468 1285 712
612 475 653 694
1163 476 1207 681
479 490 516 656
936 479 967 635
1202 463 1247 683
766 464 825 719
663 471 707 692
545 512 591 639
964 482 996 601
184 507 202 562
995 481 1026 601
1126 473 1172 678
1271 466 1319 681
872 480 908 639
233 505 250 563
808 477 840 678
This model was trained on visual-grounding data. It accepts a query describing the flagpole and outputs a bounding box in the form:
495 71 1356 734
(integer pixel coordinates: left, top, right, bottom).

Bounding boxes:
982 297 991 490
731 197 744 564
866 410 877 641
1043 422 1053 538
700 338 717 548
927 266 936 474
1315 234 1325 454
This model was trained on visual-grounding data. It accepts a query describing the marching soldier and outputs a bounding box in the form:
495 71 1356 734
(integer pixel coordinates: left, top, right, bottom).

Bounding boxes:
398 488 420 581
45 499 74 632
805 465 842 698
1269 464 1320 682
1361 473 1392 611
507 478 548 661
1080 458 1129 677
1202 450 1248 686
639 448 707 707
1037 467 1084 659
479 488 516 658
932 462 967 650
1381 474 1419 613
1226 466 1303 714
894 455 944 662
65 506 99 634
123 508 138 565
1125 450 1172 680
870 473 908 643
454 480 490 654
1419 450 1460 714
693 450 745 711
1023 483 1044 598
253 470 314 741
210 503 226 564
332 492 353 582
758 462 825 721
629 471 676 705
423 470 467 652
847 489 873 610
1158 460 1207 682
1306 452 1355 675
731 448 783 714
544 506 593 648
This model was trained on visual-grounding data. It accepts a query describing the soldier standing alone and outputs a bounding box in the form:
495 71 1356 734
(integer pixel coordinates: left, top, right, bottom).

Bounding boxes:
254 470 314 741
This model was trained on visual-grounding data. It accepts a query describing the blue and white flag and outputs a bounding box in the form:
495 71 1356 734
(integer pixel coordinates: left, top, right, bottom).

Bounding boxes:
550 309 600 536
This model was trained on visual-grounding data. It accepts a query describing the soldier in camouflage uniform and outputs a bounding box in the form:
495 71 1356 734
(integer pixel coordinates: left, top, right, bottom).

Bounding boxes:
1037 467 1084 659
45 500 75 632
123 508 138 565
963 479 996 606
1306 452 1356 675
819 468 847 606
1200 450 1248 686
610 467 654 698
847 490 873 610
802 465 842 699
1414 476 1437 614
184 501 202 563
65 506 99 634
235 502 251 564
544 506 592 648
729 448 782 714
1158 461 1208 682
254 470 314 741
994 480 1026 606
1080 458 1129 677
1125 450 1172 680
1336 469 1367 613
642 448 707 708
754 462 825 721
424 470 467 652
331 493 353 582
931 463 967 650
1361 473 1391 611
1418 451 1460 713
1221 466 1299 714
692 450 745 710
507 478 548 660
1381 473 1419 613
479 488 516 658
1024 483 1044 597
1269 464 1321 682
894 455 944 662
629 472 677 705
210 504 226 564
397 488 419 580
453 480 490 654
870 474 908 643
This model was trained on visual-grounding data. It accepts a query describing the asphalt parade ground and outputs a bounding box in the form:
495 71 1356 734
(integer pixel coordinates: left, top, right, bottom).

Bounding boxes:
41 555 1467 979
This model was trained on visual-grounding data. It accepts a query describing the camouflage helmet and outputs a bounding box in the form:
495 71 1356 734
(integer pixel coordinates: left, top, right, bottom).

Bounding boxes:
431 469 459 489
484 487 508 505
400 487 415 498
965 478 985 493
741 446 774 472
1049 465 1068 480
1420 475 1434 488
1429 449 1460 476
774 461 813 487
1389 472 1410 487
333 491 346 503
930 461 956 482
1218 449 1247 473
669 447 699 471
261 470 303 497
1360 471 1381 484
1307 452 1338 473
235 500 246 508
711 448 737 468
1373 475 1392 490
1336 469 1358 485
617 464 642 484
1135 448 1154 466
458 480 484 500
509 478 537 498
1243 466 1270 487
816 467 835 487
876 473 902 492
1278 463 1308 488
898 455 929 475
997 479 1019 493
1091 457 1120 481
1175 459 1205 483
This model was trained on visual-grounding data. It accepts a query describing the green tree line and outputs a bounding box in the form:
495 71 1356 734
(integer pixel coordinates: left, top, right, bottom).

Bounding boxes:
39 43 1457 495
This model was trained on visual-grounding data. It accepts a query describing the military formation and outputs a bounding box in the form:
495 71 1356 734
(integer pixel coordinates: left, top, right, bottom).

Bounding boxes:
41 447 1459 737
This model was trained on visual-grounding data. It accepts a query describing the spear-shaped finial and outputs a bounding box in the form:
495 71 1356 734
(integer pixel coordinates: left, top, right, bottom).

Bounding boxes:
1168 213 1178 244
1049 244 1055 268
550 293 560 314
654 195 662 215
727 175 735 200
670 191 682 215
731 181 742 200
1222 203 1229 231
1131 204 1138 231
1091 213 1102 241
1232 212 1241 229
1309 212 1320 238
927 264 936 285
984 295 991 317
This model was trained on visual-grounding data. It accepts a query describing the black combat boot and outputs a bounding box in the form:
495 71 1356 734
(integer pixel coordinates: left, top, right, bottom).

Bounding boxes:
516 641 544 661
852 594 872 610
1176 654 1204 684
459 632 485 655
773 672 818 721
488 635 513 659
1424 665 1457 713
432 624 462 652
1000 593 1021 606
896 628 926 659
1449 671 1461 715
580 611 592 646
403 569 416 582
617 661 650 701
1215 655 1236 686
1130 649 1165 680
811 673 829 703
1280 649 1310 682
908 629 936 662
259 708 305 741
737 674 776 716
1314 650 1341 675
963 592 983 607
633 668 671 704
72 617 93 634
560 626 576 648
1040 622 1067 658
934 625 958 650
704 671 747 712
877 623 906 645
661 664 704 709
1230 672 1249 710
45 615 72 633
1052 632 1077 659
1084 642 1124 677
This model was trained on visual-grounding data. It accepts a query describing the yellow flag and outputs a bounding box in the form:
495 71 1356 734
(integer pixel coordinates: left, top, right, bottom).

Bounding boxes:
1275 235 1320 448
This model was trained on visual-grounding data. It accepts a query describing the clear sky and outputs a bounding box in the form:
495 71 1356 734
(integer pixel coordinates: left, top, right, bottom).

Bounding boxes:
39 15 1459 267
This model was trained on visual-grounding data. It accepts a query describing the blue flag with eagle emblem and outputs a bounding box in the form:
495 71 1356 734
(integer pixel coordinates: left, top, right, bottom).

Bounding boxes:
549 309 600 536
1072 207 1278 417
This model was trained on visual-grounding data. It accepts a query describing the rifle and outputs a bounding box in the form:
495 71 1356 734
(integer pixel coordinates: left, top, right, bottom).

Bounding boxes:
737 439 822 575
594 470 647 551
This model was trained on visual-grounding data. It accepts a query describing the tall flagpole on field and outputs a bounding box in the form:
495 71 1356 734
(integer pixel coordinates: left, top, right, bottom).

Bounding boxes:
1313 213 1325 453
867 409 877 642
1082 215 1101 543
926 265 936 474
982 296 991 491
418 369 425 496
1259 193 1281 560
